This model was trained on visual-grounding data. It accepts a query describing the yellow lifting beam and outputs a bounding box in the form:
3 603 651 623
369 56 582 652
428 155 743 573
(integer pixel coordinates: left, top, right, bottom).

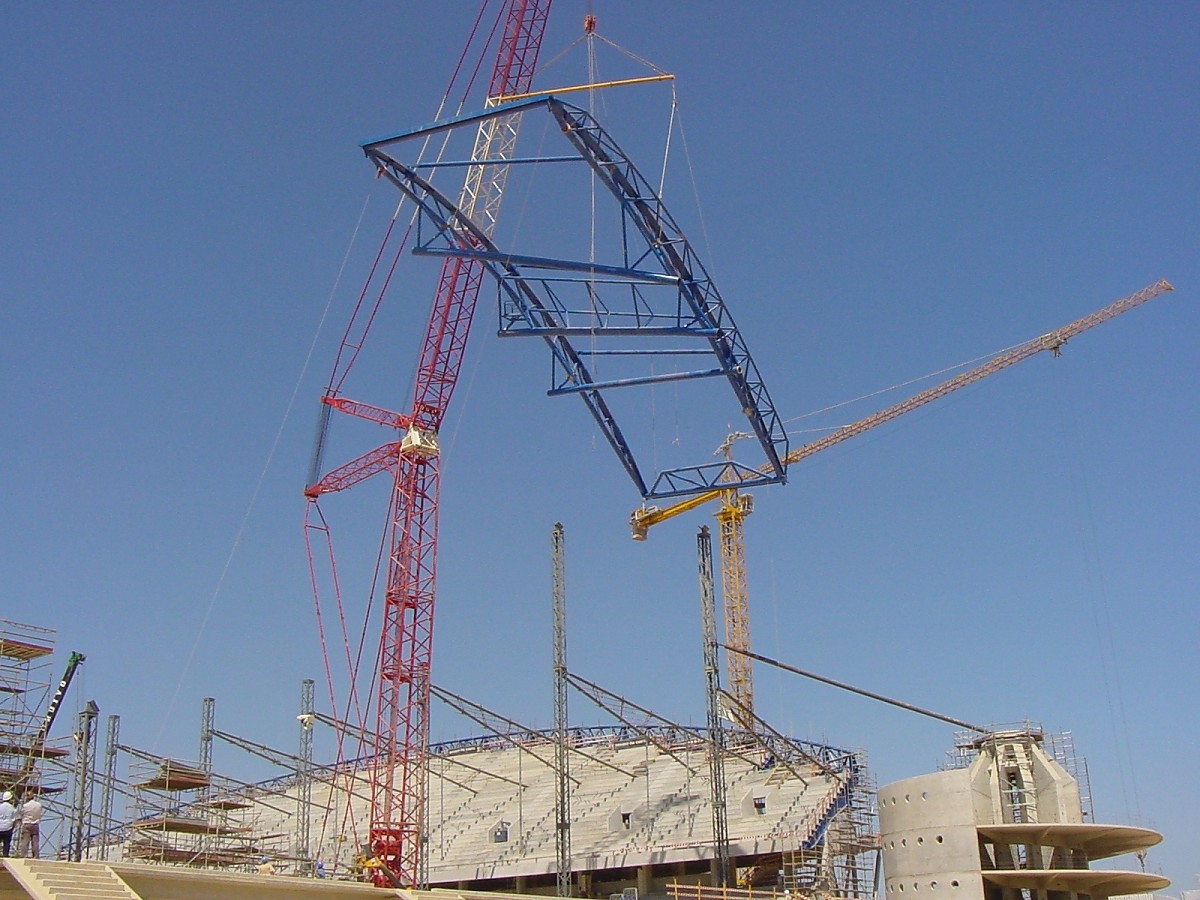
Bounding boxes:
497 73 675 103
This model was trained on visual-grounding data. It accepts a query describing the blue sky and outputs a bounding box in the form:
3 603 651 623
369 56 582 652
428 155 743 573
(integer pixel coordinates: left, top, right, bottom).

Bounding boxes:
3 1 1197 888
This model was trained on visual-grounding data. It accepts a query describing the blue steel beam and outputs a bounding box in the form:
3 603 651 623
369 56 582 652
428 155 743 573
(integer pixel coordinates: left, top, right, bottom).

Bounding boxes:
361 95 551 149
580 349 713 357
504 327 718 338
362 97 789 499
412 245 681 284
364 146 650 496
548 368 725 396
546 99 789 491
414 155 580 169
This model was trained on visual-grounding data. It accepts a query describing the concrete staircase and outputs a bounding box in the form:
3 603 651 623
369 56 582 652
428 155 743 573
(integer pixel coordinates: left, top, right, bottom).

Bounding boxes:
4 859 143 900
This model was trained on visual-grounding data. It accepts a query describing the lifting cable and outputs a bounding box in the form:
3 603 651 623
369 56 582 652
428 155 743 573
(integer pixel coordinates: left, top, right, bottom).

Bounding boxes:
151 187 373 752
303 504 371 853
323 0 505 401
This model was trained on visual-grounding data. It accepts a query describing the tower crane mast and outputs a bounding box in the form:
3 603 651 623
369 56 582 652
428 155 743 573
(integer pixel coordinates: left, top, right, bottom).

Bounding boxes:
305 1 553 886
633 280 1175 721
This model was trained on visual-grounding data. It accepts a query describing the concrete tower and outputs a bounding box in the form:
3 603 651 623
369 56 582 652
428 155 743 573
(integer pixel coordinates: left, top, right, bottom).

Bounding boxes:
879 727 1166 900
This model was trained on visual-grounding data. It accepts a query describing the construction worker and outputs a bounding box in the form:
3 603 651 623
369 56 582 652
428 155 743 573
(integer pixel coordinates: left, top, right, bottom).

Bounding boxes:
355 853 383 881
257 855 276 875
17 793 43 859
0 791 16 856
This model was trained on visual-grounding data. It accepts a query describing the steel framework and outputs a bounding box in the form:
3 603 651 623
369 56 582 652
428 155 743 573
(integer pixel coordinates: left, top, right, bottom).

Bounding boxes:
698 526 731 888
359 94 789 499
552 523 572 896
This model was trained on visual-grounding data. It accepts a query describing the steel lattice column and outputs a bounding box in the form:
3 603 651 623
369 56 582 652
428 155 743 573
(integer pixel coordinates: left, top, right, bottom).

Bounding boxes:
698 526 730 886
552 523 572 896
68 700 99 861
100 715 119 854
298 679 314 873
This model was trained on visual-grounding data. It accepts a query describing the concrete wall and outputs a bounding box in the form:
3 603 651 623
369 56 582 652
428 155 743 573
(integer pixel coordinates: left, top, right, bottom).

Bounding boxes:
877 769 984 900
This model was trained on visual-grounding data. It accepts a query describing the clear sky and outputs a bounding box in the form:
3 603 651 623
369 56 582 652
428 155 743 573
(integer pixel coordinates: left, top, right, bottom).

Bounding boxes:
3 1 1197 889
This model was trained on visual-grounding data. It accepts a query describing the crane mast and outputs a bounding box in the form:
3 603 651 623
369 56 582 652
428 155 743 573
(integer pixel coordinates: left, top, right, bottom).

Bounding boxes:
307 2 553 886
632 280 1175 719
715 490 755 721
372 5 551 884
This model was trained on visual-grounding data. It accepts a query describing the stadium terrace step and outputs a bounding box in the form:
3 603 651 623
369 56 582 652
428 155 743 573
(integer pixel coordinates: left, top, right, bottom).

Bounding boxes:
3 859 143 900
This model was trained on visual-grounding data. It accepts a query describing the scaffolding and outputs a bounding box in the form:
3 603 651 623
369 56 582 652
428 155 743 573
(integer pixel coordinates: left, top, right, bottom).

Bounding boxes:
942 721 1093 820
0 614 880 893
123 753 282 868
777 751 879 900
0 620 70 802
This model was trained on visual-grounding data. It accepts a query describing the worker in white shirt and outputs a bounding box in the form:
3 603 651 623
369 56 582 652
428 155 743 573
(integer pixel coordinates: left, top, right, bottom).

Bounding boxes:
18 794 43 859
0 791 17 856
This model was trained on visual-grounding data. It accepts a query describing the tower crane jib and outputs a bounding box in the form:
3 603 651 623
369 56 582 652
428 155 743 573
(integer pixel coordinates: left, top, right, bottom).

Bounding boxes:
632 279 1175 721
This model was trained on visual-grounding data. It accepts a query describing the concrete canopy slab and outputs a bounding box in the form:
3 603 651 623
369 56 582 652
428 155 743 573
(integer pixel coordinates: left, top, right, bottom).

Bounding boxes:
975 822 1162 860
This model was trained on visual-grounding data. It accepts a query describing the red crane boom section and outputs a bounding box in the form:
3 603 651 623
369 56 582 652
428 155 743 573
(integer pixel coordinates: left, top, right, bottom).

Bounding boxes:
366 1 553 886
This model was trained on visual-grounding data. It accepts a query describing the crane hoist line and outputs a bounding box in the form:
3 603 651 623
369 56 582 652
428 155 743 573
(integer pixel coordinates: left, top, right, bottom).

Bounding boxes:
632 279 1175 723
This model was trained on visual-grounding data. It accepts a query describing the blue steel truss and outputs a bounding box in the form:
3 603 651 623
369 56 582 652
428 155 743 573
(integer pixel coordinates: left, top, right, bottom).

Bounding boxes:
362 97 788 500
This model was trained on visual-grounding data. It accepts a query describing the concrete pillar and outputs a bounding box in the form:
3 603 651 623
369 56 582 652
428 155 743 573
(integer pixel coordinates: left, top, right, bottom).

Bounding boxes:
638 864 654 897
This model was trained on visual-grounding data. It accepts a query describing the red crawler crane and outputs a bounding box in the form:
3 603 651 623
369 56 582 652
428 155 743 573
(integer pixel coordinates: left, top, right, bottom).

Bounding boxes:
305 2 553 886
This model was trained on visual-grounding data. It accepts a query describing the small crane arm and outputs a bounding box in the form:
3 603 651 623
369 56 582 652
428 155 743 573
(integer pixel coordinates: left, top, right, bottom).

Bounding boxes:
18 650 85 786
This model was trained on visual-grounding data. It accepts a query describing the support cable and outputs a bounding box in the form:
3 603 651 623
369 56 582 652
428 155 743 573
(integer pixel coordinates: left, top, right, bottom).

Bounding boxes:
723 644 988 733
310 711 521 790
780 342 1031 433
564 672 698 775
430 685 596 783
151 186 375 753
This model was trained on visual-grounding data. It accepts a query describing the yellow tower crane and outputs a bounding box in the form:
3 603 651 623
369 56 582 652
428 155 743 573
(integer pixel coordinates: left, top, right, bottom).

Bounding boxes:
631 280 1174 723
